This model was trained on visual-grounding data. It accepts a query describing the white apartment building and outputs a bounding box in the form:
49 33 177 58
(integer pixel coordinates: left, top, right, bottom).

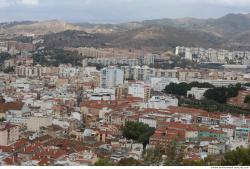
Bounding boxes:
175 46 186 55
185 48 193 60
0 42 8 52
222 65 250 73
15 65 46 78
100 67 124 89
141 96 178 109
150 77 179 92
186 79 245 87
128 82 151 102
187 87 210 100
176 46 250 63
0 123 20 146
89 88 115 101
87 58 139 66
139 116 157 128
59 65 81 77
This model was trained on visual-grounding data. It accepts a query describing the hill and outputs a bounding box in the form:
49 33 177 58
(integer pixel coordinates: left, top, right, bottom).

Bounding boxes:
3 13 250 51
0 20 81 35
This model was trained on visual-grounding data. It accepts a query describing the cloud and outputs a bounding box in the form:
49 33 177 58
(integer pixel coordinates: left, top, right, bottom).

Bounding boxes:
0 0 12 8
1 0 250 22
177 0 250 6
20 0 39 5
0 0 39 8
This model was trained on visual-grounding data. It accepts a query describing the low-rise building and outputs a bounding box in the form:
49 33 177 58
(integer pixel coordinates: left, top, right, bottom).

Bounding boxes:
187 87 210 100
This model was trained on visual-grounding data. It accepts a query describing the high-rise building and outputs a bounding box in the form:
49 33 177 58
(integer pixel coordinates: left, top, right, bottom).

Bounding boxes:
100 67 124 88
0 123 20 146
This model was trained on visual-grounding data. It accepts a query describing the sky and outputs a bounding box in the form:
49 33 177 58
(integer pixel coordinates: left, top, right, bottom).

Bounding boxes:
1 0 250 23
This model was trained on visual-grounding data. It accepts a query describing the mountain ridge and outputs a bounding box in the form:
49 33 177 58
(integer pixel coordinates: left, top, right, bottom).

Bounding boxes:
2 13 250 52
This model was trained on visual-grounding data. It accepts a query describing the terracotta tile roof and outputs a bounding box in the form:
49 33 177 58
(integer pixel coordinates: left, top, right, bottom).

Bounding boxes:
0 102 24 112
185 154 201 161
168 106 207 116
161 122 198 131
33 135 52 143
3 156 20 165
37 157 52 166
32 148 66 160
13 138 28 149
219 125 236 130
21 142 43 154
198 127 226 134
0 145 12 152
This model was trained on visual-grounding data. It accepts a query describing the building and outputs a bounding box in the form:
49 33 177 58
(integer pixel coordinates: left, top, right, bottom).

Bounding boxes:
15 65 46 78
208 143 226 155
234 127 250 143
175 46 186 55
139 116 157 128
185 48 193 60
150 77 179 92
100 67 124 89
222 65 250 73
128 82 151 102
141 96 178 109
115 85 128 100
0 123 20 146
187 87 210 100
27 116 53 132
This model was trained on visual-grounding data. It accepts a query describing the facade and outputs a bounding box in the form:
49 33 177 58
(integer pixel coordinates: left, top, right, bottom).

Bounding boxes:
128 82 151 102
223 65 250 73
100 67 124 89
187 87 210 100
139 116 157 128
15 65 46 78
0 123 20 146
175 46 250 64
235 127 250 143
208 143 226 155
115 85 128 100
141 96 178 109
27 116 53 132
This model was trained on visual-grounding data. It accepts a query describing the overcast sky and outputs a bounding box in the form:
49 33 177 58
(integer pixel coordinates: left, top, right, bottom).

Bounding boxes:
0 0 250 23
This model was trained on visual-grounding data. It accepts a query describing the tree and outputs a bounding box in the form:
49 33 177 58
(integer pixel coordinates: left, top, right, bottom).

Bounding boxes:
164 82 214 96
122 121 155 148
183 160 206 166
0 117 5 122
117 158 141 166
32 49 83 66
164 140 184 166
244 83 250 87
182 155 220 166
244 95 250 104
0 52 11 63
143 147 163 166
94 158 113 166
164 82 189 96
204 86 241 104
3 67 15 73
222 147 250 166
